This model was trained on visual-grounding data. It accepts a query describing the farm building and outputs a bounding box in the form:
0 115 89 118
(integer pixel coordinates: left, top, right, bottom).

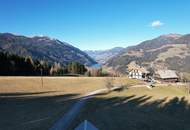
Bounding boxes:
128 68 150 80
155 70 179 82
127 61 150 80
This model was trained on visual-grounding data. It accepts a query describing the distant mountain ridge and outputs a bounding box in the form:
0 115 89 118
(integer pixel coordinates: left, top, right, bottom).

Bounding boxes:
106 33 190 78
85 47 124 64
0 33 96 66
125 33 182 51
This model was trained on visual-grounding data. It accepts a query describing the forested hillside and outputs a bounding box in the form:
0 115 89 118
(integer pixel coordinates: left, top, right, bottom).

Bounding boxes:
0 52 87 76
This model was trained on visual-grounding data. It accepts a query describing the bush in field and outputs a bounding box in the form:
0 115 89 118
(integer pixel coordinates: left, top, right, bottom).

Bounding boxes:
105 78 114 90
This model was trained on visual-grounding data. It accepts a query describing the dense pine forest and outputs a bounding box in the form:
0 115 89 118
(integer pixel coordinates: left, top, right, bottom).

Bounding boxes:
0 51 87 76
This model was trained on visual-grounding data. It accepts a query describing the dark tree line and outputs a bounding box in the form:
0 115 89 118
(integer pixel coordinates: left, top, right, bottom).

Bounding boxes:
67 62 87 74
50 62 87 76
0 52 87 76
0 52 50 76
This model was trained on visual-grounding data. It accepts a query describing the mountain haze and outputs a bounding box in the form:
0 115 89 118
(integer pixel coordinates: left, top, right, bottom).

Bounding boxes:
85 47 124 64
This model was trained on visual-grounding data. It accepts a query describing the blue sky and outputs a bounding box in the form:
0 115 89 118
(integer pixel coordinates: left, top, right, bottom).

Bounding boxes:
0 0 190 50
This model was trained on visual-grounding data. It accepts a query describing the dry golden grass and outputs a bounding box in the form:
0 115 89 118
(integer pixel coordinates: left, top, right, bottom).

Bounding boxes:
1 77 189 130
71 86 190 130
0 77 142 96
156 44 190 61
104 85 190 102
183 72 190 81
0 77 142 130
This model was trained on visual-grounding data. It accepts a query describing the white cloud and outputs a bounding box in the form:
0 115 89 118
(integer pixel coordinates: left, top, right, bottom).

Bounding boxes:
150 20 164 28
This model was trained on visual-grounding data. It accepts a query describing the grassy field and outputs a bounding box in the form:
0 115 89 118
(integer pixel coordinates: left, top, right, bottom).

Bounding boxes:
0 77 141 95
0 77 141 130
70 86 190 130
183 72 190 81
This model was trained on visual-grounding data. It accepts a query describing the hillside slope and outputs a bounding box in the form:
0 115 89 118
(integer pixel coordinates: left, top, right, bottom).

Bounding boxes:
106 34 190 74
0 33 96 66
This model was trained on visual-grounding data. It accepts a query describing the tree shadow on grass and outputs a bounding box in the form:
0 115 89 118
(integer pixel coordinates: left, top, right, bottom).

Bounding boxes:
0 92 80 130
71 95 190 130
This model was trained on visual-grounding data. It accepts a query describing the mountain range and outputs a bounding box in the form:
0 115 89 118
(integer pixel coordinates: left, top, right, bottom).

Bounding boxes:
1 32 190 79
106 33 190 78
0 33 96 66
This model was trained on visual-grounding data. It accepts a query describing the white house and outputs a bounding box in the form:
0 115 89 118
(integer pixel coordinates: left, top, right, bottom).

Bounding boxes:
127 61 150 80
128 68 150 80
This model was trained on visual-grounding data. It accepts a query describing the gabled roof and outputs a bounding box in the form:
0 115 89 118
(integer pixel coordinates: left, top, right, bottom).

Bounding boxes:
75 120 98 130
127 61 149 74
157 70 178 79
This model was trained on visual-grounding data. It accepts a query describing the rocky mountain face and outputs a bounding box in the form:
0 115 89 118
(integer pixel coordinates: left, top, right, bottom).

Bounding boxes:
85 47 124 64
106 34 190 77
0 33 96 66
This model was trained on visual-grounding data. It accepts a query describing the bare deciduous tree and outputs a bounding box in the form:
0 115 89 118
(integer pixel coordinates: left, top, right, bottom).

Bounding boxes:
105 77 114 91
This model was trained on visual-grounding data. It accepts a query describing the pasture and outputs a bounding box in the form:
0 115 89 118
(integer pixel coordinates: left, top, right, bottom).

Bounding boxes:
1 77 189 130
70 86 190 130
0 77 141 130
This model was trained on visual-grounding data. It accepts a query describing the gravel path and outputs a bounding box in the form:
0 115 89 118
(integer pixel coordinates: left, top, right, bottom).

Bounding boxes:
49 88 108 130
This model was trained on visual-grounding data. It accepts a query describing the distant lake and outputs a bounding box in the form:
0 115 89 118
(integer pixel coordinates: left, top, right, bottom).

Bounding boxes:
90 64 102 69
